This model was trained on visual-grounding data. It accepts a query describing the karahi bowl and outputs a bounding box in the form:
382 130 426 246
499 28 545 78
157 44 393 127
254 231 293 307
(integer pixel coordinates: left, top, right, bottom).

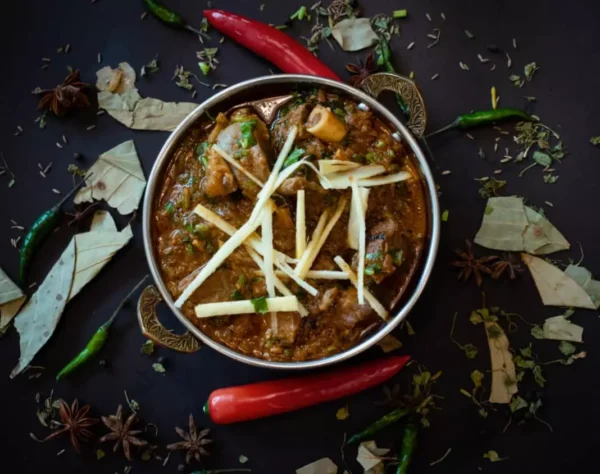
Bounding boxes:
141 74 440 370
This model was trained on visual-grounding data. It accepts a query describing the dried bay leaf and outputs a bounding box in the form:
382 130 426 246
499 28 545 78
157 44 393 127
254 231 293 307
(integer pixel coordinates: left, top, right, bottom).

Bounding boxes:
542 315 583 342
97 62 197 132
485 321 518 404
332 18 379 52
377 334 402 353
296 457 338 474
522 254 595 309
11 240 76 378
68 211 133 300
357 441 390 474
0 267 26 333
74 140 146 215
564 264 600 308
474 196 569 254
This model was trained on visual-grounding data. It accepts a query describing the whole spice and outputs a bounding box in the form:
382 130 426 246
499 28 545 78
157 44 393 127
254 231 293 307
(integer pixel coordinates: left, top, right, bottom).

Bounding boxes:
33 70 91 116
346 52 376 87
143 0 203 35
452 240 498 287
205 356 410 424
42 399 98 453
395 423 419 474
204 9 339 80
56 276 148 380
167 414 212 464
427 108 535 137
491 253 523 279
346 407 409 444
19 178 89 284
99 405 148 461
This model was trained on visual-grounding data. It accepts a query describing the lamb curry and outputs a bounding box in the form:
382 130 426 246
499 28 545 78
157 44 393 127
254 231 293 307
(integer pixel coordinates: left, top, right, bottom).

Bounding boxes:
153 89 427 362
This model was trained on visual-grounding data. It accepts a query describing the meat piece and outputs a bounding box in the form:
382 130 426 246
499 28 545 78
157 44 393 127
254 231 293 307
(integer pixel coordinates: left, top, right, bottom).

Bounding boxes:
335 287 374 328
201 147 238 197
279 103 311 140
216 118 272 199
207 113 230 143
278 176 325 196
273 207 295 253
273 312 301 345
359 218 408 283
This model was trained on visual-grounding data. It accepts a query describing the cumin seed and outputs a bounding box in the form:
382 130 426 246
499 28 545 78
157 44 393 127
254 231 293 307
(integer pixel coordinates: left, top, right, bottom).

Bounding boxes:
512 38 517 49
86 125 97 131
96 110 105 115
39 171 46 178
441 170 451 175
490 64 497 71
466 133 475 140
407 41 415 50
52 189 61 195
41 64 49 71
431 73 439 80
506 53 512 68
65 44 71 53
426 13 432 21
42 58 51 63
478 54 489 63
97 53 102 63
545 201 554 207
464 29 474 39
56 142 63 149
62 135 67 144
441 12 446 20
493 169 503 174
141 11 148 20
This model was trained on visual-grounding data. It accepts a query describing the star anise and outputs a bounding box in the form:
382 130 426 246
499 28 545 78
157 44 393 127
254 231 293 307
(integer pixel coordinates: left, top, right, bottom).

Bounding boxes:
452 240 498 287
167 414 212 464
33 70 92 116
43 399 97 453
346 52 376 88
328 0 360 24
491 252 523 280
99 405 148 461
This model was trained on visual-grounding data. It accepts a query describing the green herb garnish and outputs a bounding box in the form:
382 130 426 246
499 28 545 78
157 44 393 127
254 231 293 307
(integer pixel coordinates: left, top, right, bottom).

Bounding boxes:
441 209 449 222
239 120 257 149
231 289 243 301
140 340 155 355
198 61 211 76
152 362 166 374
251 296 269 314
140 57 160 77
365 263 383 276
164 201 175 214
478 177 506 198
283 147 305 168
290 5 309 21
524 62 539 81
590 136 600 146
393 9 408 18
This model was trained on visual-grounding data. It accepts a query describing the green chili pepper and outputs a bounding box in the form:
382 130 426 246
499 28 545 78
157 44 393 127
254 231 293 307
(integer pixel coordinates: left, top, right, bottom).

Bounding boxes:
56 276 148 380
427 108 535 137
375 39 411 119
143 0 203 35
395 423 419 474
19 179 89 284
346 407 409 444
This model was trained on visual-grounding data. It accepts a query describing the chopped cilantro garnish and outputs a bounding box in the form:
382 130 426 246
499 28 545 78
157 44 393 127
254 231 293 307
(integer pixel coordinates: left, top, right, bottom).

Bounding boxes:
164 201 175 214
393 9 408 18
365 151 380 163
365 251 383 261
283 147 305 168
365 263 382 275
251 296 269 314
239 120 257 149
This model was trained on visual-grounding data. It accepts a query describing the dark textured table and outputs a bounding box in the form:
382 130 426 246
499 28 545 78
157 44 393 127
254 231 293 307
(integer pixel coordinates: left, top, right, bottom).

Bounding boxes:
1 0 600 472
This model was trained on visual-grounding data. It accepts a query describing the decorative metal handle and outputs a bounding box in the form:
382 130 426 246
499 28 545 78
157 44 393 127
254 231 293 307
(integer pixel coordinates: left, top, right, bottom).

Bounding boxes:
360 72 427 138
137 285 201 353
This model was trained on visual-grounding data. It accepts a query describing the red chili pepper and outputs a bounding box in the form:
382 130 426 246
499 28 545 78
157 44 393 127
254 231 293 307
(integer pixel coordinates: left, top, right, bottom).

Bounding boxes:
204 9 340 81
204 355 410 424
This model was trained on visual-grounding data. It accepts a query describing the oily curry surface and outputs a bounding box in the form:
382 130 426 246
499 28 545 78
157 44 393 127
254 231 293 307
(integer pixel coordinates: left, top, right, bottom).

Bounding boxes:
153 89 427 362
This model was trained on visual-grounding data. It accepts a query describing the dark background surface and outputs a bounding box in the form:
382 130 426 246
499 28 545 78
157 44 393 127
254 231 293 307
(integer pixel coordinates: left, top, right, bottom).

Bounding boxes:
1 0 600 472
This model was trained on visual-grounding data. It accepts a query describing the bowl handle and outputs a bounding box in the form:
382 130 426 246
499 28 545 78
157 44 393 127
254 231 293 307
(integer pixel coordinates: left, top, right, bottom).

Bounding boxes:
360 72 427 138
137 284 202 353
